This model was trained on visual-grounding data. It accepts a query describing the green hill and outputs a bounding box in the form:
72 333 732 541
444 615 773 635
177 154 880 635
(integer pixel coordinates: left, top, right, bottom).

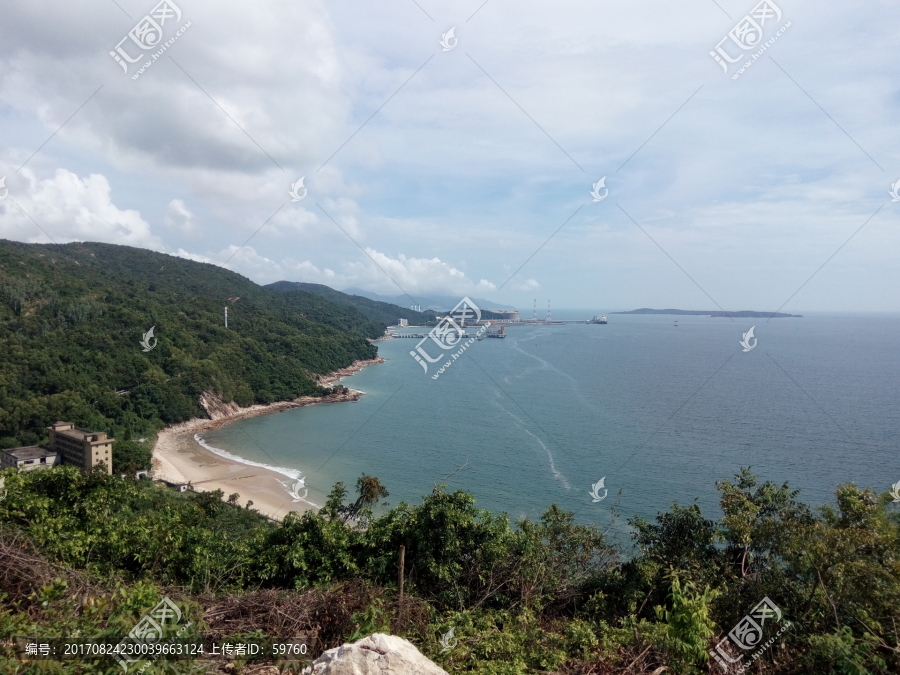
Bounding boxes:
0 240 385 450
265 280 436 325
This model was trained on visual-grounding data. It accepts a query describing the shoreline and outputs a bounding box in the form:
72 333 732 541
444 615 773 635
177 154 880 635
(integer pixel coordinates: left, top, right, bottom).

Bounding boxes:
151 357 384 520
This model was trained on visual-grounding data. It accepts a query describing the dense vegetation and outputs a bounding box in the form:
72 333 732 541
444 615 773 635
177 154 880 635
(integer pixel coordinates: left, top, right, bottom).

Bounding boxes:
265 281 435 326
0 466 897 674
0 240 403 451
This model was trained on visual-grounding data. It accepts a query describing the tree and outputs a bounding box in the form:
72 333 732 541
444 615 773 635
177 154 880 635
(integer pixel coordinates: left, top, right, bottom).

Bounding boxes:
334 475 390 524
112 440 152 476
354 475 389 510
655 571 720 674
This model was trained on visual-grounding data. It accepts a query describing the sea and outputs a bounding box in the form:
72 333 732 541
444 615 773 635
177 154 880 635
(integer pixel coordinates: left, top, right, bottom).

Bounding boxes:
201 311 900 547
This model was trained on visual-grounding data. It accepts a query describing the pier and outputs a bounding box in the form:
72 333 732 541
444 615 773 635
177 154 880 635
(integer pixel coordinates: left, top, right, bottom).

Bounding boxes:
388 319 606 338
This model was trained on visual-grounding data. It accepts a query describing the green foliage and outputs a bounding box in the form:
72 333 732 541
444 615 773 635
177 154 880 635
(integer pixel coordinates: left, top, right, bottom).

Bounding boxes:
347 598 391 642
0 466 272 592
113 438 153 475
1 467 899 674
654 573 719 674
0 240 383 448
807 626 888 675
0 575 207 675
265 281 435 326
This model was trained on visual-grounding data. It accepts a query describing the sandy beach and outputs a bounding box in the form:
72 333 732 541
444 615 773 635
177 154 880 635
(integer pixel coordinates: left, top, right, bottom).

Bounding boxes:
151 358 383 520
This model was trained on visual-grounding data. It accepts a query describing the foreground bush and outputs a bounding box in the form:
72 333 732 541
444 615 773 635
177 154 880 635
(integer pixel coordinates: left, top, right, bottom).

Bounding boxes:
0 466 897 674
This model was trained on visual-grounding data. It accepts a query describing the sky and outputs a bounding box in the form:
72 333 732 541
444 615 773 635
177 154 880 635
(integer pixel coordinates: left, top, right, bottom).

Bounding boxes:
1 0 898 311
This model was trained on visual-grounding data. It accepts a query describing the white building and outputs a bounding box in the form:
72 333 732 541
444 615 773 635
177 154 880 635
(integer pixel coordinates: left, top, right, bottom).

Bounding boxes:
0 446 60 472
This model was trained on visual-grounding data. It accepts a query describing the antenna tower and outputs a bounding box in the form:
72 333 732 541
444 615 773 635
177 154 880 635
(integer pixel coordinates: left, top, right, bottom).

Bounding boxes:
224 306 228 328
547 300 551 322
532 299 537 322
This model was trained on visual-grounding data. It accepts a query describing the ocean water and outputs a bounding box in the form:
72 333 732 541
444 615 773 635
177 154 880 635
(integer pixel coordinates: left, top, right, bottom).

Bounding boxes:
202 312 899 543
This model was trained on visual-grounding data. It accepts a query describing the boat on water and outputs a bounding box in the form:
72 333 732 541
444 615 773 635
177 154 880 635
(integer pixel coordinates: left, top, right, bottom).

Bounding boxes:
590 315 608 324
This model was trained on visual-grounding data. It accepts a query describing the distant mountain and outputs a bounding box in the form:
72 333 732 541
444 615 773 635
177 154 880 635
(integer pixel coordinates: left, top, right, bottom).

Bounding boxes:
265 281 435 325
613 308 802 318
341 288 517 312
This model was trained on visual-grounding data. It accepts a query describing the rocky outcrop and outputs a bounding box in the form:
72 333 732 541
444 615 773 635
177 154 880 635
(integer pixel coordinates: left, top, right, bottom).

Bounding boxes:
303 633 447 675
314 357 385 386
198 392 243 421
190 389 363 433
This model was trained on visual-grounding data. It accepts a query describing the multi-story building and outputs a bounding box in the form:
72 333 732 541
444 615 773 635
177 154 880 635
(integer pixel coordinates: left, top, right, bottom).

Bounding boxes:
47 422 113 474
0 446 60 472
1 422 114 475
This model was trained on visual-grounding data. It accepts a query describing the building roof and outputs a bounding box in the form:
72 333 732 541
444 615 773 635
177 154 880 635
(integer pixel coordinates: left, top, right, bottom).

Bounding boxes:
52 425 108 442
3 446 57 461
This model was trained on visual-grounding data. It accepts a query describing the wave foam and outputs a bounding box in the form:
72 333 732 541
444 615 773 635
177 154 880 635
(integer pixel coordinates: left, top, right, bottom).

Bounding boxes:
194 434 304 482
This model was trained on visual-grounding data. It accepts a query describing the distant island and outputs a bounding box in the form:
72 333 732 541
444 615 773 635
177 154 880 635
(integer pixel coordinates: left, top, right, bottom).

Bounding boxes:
614 308 802 318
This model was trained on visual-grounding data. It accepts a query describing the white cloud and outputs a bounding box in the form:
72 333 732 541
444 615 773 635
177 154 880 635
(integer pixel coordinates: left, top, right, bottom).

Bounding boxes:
0 169 163 249
352 249 497 296
172 248 215 264
192 246 499 295
511 278 541 292
164 199 194 234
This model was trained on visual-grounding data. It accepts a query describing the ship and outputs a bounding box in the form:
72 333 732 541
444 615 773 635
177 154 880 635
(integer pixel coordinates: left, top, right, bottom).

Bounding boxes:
590 315 608 324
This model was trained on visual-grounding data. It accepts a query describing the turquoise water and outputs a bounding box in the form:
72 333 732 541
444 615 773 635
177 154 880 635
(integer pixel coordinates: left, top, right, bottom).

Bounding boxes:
202 312 899 539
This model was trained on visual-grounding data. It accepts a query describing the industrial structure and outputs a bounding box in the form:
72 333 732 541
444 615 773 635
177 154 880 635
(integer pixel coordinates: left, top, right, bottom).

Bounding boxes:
387 299 610 337
486 309 520 322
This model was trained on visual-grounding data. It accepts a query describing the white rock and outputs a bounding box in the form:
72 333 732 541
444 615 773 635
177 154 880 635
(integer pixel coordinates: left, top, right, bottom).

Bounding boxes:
303 633 448 675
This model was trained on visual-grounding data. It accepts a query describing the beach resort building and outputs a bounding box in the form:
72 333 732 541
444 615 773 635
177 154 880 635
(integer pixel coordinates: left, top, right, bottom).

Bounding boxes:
0 422 114 475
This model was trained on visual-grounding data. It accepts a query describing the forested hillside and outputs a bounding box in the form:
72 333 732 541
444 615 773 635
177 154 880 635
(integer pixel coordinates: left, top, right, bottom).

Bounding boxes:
0 240 384 451
265 280 436 325
0 467 897 674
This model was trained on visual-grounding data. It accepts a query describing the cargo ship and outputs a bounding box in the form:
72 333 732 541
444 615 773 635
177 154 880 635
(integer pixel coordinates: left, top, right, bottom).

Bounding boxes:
590 315 608 324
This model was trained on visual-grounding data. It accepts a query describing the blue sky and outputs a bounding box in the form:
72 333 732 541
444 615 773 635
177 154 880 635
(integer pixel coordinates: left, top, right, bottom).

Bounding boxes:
1 0 898 311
